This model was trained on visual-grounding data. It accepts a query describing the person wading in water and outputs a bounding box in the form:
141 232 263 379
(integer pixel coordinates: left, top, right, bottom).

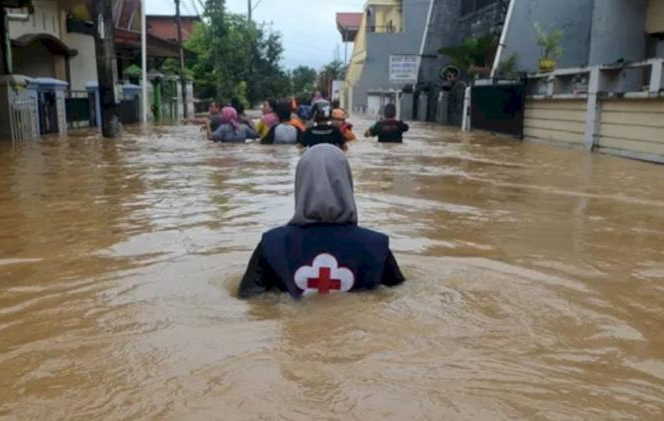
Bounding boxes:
299 103 347 151
238 144 405 298
365 103 409 143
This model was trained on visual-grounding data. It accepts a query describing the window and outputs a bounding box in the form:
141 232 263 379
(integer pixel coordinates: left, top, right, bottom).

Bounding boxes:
461 0 499 16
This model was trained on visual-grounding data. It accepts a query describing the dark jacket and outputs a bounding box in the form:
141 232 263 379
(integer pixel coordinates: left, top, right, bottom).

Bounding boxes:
238 224 405 299
299 124 345 149
367 119 409 143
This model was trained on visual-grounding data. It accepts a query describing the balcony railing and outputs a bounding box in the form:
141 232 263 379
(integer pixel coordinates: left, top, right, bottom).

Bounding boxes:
367 24 401 33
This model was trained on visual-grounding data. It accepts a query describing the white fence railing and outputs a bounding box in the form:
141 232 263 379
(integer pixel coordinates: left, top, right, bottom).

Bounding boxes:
7 89 38 147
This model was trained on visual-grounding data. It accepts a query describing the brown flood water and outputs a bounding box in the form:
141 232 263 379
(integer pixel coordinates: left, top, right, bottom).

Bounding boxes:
1 116 664 420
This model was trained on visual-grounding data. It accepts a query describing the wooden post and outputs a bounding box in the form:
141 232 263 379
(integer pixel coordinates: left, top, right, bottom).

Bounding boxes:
175 0 187 119
94 0 121 138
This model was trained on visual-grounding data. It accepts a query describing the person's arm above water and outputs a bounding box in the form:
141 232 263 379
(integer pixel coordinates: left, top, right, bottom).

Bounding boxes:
246 125 259 141
381 250 406 287
238 241 279 298
399 121 410 133
364 122 379 138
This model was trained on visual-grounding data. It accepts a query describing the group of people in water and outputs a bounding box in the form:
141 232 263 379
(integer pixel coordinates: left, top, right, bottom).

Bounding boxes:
216 92 410 299
205 92 410 149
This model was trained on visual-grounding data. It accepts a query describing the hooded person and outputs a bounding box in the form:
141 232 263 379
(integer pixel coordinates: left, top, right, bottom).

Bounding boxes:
238 144 405 299
211 106 259 143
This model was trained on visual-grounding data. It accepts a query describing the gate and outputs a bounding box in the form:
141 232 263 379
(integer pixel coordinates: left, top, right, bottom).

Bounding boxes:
65 90 94 129
7 90 38 145
118 96 140 124
447 82 467 126
471 81 526 138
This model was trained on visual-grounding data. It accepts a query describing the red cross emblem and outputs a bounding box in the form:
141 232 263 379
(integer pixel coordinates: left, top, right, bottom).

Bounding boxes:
295 253 355 296
307 267 341 294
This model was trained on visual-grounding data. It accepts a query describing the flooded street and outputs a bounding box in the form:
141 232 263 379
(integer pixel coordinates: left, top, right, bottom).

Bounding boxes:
1 115 664 420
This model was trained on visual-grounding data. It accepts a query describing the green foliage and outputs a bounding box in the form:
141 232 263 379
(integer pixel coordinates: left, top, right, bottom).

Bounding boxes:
495 53 520 78
317 60 347 95
185 3 291 105
123 64 142 81
291 66 317 96
534 23 563 60
439 35 498 74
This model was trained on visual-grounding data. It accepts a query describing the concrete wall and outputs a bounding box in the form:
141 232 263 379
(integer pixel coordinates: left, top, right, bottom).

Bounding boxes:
598 99 664 160
524 96 664 163
8 0 61 39
524 99 587 147
501 0 595 73
589 0 648 66
352 0 429 109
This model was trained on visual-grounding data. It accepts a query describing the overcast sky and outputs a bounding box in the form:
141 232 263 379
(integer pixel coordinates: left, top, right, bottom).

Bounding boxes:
147 0 365 70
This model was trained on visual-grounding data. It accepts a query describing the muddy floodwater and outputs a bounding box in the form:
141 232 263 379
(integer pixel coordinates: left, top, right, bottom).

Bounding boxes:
1 116 664 420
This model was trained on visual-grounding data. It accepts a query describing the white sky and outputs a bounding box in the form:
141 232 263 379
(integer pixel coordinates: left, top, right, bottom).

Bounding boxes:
147 0 365 70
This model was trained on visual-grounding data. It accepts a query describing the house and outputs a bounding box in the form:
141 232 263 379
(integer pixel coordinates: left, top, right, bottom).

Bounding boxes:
146 14 200 44
344 0 429 116
343 0 508 120
491 0 664 164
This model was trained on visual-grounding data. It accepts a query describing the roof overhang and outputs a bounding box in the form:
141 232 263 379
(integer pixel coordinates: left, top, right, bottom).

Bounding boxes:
11 33 78 57
114 28 194 59
336 13 363 42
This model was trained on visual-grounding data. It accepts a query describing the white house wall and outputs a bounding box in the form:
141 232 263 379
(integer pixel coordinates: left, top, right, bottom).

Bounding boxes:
60 12 98 90
9 0 61 39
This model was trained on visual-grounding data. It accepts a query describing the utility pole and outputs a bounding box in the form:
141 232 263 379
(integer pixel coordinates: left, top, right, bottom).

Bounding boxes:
247 0 252 23
94 0 121 138
175 0 187 119
1 7 10 75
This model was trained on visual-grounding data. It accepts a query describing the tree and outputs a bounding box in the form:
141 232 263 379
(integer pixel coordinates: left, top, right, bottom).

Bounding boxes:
184 2 290 106
291 66 317 96
317 60 347 97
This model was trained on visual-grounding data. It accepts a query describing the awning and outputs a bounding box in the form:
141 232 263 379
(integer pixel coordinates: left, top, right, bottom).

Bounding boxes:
11 33 78 57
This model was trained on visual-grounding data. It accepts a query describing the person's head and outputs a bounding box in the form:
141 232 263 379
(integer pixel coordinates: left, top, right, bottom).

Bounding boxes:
331 108 346 128
313 102 332 124
276 100 292 122
209 102 220 114
384 103 397 119
290 144 357 226
262 99 277 115
221 106 239 128
331 99 340 109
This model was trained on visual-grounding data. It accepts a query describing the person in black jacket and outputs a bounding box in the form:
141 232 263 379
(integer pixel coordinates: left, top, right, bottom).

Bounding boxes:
299 103 347 151
238 144 405 299
365 103 409 143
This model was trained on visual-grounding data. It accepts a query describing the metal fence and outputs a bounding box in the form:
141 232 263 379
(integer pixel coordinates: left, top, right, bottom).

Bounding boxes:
7 90 38 146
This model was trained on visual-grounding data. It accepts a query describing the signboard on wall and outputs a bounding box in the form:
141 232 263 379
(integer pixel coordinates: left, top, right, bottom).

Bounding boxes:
389 55 420 82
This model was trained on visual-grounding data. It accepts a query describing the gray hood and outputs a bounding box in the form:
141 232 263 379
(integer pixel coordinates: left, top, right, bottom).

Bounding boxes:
289 144 358 226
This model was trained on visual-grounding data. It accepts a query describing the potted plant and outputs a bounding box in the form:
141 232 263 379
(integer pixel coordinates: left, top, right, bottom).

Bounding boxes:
439 34 499 78
534 23 563 73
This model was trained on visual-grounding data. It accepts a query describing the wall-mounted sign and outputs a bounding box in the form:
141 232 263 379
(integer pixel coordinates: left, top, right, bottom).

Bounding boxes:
389 55 420 82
